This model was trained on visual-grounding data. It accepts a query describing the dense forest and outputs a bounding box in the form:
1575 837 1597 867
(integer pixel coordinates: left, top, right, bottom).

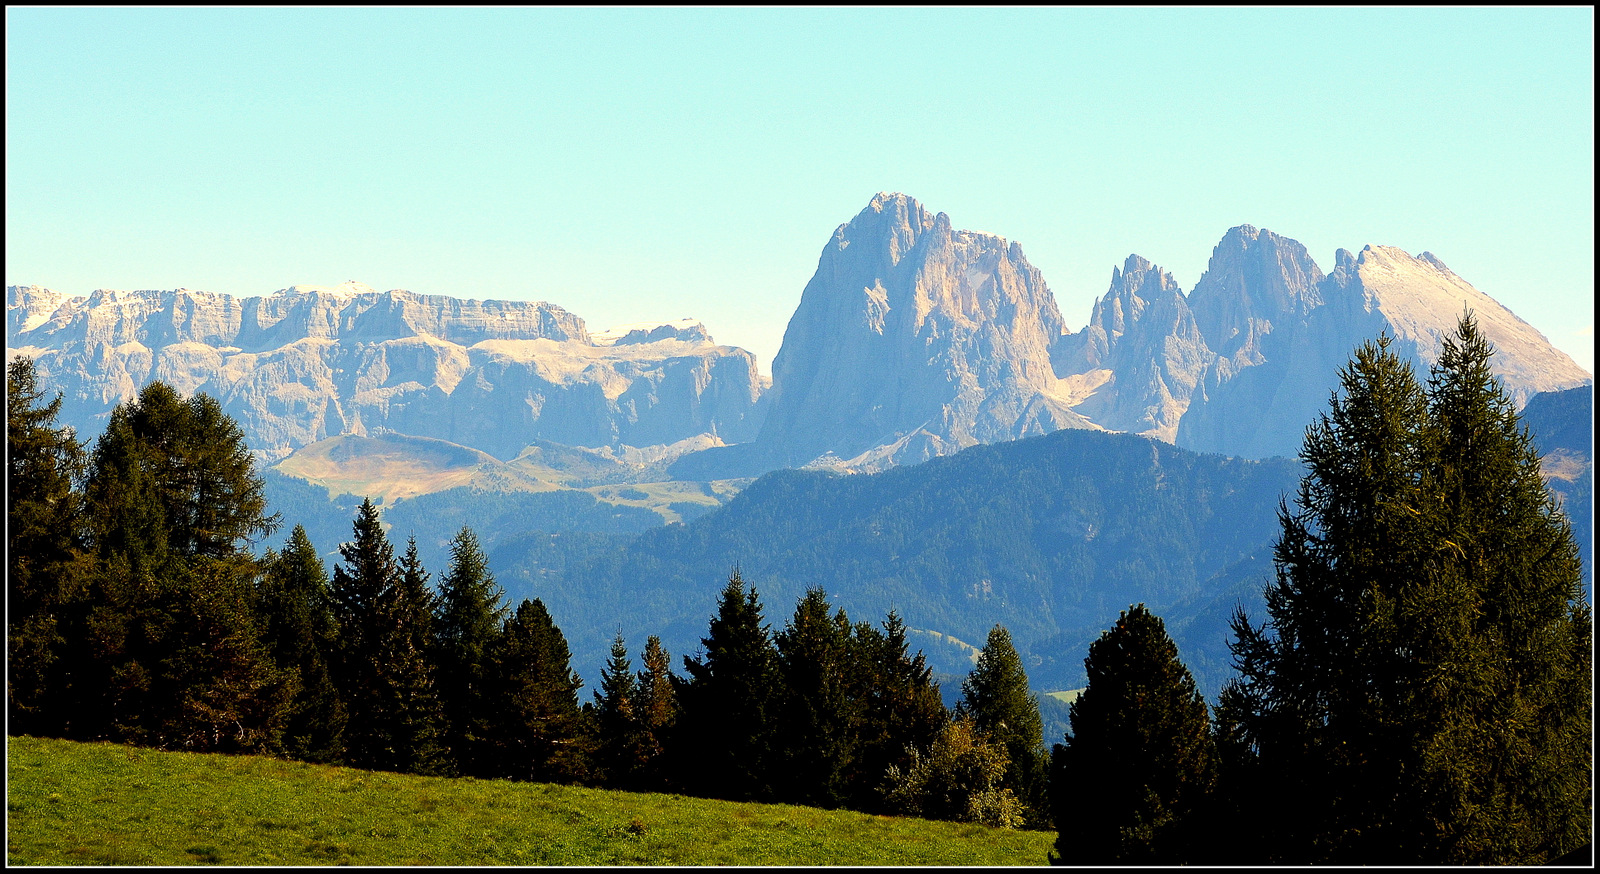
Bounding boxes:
7 316 1590 863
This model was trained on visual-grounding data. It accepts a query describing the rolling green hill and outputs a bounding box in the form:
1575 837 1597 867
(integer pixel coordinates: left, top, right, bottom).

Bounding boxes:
6 736 1056 866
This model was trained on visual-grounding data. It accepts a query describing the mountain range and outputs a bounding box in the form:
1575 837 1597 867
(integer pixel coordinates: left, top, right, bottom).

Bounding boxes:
8 193 1591 700
9 193 1588 484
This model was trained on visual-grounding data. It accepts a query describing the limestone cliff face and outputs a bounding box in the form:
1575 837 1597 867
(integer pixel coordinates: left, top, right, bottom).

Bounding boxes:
755 192 1094 470
7 281 765 464
1054 256 1211 442
1176 242 1592 459
1185 225 1325 365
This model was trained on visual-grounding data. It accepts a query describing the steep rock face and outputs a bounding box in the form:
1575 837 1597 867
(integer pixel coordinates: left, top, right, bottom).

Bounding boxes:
1177 243 1592 459
7 282 766 464
754 192 1094 470
1185 225 1325 364
1055 255 1212 441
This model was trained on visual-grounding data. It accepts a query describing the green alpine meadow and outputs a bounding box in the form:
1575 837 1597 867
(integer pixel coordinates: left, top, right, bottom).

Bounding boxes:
5 735 1056 866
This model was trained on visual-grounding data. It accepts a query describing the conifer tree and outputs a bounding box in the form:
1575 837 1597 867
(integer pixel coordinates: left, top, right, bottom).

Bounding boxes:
774 587 858 808
433 526 508 777
1051 604 1215 865
631 634 678 790
258 525 346 762
7 356 87 735
1219 318 1592 864
958 624 1047 825
676 569 781 801
592 632 649 788
67 382 291 751
329 504 445 773
490 598 588 783
375 537 447 775
329 499 398 768
850 610 948 813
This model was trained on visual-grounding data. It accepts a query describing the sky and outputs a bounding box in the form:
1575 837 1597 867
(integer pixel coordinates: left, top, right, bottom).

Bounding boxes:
6 7 1594 374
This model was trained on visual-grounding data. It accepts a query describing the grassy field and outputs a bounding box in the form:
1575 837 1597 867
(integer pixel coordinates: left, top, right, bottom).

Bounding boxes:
6 735 1057 866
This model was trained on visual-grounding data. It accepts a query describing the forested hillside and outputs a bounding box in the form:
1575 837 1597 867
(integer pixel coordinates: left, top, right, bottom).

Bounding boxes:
502 428 1302 697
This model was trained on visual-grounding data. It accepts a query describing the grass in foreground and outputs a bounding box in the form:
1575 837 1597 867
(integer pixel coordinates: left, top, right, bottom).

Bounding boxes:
7 735 1056 866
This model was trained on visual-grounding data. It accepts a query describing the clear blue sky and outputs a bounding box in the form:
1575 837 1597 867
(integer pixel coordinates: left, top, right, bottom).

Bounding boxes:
6 7 1594 373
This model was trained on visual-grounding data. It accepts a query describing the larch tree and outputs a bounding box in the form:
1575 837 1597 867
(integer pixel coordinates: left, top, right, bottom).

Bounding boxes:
631 634 678 791
1217 317 1591 864
68 382 290 751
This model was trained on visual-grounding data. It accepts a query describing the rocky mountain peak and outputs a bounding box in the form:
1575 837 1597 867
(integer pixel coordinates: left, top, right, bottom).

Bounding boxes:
753 193 1088 470
1187 224 1325 363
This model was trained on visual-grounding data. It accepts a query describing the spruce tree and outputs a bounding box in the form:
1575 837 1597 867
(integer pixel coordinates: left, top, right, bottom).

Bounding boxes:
7 356 87 735
490 598 587 783
1218 318 1592 864
676 569 781 801
1051 604 1215 865
376 537 447 775
257 526 346 762
957 624 1047 825
329 502 446 774
850 610 947 813
433 526 508 777
774 587 858 808
592 632 648 788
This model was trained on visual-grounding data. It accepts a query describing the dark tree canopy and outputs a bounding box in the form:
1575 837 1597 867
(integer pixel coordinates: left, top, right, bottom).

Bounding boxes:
1217 317 1592 865
329 502 444 773
1052 604 1215 865
7 356 87 733
490 598 588 784
433 526 508 777
258 525 346 763
774 587 859 808
676 569 781 801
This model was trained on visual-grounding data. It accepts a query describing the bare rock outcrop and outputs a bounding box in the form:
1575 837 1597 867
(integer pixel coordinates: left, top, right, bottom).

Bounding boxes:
7 281 766 464
752 192 1095 471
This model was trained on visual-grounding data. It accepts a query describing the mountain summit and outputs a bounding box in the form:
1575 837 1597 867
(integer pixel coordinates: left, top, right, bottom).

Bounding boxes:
753 192 1095 471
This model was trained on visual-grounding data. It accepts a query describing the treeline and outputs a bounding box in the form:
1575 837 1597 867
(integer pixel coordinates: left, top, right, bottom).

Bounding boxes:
7 314 1591 863
5 357 1053 826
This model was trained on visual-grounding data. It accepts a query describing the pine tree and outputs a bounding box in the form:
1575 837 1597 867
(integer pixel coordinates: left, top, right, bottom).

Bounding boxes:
490 598 588 783
257 526 346 762
1218 318 1592 864
433 526 508 777
676 569 781 801
7 356 87 735
1051 604 1215 865
957 624 1047 826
